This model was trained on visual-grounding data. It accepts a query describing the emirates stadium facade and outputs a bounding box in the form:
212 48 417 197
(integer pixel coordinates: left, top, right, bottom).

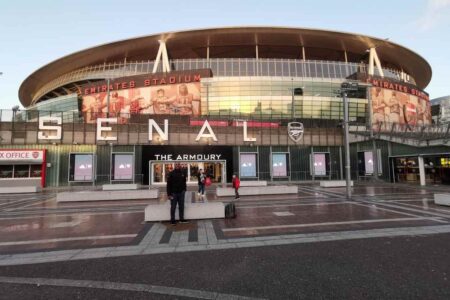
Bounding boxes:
2 26 448 188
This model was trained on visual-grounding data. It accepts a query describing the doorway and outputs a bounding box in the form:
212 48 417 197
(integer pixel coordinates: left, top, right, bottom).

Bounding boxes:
149 160 226 185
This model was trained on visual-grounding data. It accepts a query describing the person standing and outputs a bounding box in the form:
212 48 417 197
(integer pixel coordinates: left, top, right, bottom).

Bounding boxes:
197 169 206 197
232 174 240 200
167 164 188 225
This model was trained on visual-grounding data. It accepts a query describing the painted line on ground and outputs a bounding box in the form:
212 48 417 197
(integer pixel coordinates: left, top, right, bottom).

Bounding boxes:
360 199 450 219
0 209 144 220
0 276 265 300
221 217 433 233
350 202 447 222
237 201 351 209
0 234 137 246
388 201 450 214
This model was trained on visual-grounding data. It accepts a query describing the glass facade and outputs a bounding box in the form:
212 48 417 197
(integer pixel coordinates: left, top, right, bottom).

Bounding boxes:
26 94 80 122
201 78 367 121
33 58 414 104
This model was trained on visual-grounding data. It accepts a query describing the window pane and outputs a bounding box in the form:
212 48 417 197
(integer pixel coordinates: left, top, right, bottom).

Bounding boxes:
113 154 133 180
313 153 327 176
14 165 30 178
0 165 13 178
240 154 257 177
273 153 288 177
30 165 42 177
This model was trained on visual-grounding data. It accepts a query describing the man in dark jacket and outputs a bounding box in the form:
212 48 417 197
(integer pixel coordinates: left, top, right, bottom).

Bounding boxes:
167 164 188 225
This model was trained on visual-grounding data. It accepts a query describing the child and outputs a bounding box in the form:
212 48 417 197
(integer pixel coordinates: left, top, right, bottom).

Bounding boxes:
232 174 240 200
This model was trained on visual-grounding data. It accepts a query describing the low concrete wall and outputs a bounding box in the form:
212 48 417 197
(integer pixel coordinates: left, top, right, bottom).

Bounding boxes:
57 189 159 202
240 181 267 187
102 184 139 191
145 202 225 221
216 185 298 197
0 178 41 188
434 194 450 206
320 180 354 187
0 186 41 194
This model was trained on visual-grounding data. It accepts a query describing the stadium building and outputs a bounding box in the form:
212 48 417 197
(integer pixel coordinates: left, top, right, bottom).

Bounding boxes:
2 26 449 188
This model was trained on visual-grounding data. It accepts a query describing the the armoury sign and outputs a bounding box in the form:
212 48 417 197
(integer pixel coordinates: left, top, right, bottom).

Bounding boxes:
36 117 306 143
81 70 212 123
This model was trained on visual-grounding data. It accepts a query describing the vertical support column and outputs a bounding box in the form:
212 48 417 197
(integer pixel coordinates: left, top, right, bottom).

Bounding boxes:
255 44 259 59
418 156 426 186
368 48 384 77
343 92 352 199
152 40 171 73
367 86 378 180
344 50 348 63
302 46 306 60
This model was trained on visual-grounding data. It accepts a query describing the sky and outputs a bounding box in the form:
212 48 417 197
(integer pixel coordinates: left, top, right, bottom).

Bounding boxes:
0 0 449 109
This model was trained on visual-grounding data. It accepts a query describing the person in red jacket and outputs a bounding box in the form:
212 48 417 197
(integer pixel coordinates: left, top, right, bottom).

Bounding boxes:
232 174 240 200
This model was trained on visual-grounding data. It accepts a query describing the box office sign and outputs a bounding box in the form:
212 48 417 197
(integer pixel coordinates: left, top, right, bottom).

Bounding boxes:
0 150 45 163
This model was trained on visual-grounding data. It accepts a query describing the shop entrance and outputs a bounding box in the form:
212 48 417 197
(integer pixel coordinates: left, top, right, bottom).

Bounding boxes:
150 160 226 185
391 155 450 185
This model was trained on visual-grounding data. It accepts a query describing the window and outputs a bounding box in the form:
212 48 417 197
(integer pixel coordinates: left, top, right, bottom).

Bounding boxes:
0 165 13 178
30 165 42 177
14 165 29 178
272 153 289 177
69 153 94 182
312 153 329 176
112 153 133 180
240 153 257 177
358 150 382 175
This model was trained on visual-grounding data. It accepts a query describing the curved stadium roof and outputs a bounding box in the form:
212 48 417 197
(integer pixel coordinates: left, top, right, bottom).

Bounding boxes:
19 26 432 107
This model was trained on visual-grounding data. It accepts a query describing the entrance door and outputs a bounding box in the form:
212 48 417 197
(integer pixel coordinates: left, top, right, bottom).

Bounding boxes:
150 161 226 185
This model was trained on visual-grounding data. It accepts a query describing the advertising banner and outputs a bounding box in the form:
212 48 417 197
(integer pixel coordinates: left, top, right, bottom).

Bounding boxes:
371 87 431 127
112 154 134 180
81 70 211 123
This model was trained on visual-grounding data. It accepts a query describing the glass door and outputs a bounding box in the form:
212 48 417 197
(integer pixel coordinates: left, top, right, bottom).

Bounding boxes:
151 161 225 184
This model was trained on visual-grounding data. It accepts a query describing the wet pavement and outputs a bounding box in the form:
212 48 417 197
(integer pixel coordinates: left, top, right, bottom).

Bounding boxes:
1 182 450 298
0 182 449 255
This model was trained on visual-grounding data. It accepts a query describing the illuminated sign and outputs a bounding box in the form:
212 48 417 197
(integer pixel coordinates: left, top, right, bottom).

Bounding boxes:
39 117 268 143
366 77 429 101
154 154 222 161
0 150 44 163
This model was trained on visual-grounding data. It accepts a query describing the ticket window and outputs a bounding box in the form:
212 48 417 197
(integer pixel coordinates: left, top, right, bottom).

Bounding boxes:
0 164 42 178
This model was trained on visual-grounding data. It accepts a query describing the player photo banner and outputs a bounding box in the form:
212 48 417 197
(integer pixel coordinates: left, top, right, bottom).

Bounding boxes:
81 69 211 123
371 87 431 129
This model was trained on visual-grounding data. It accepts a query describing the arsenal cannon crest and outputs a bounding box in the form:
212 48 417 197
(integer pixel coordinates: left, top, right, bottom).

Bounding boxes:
287 122 304 143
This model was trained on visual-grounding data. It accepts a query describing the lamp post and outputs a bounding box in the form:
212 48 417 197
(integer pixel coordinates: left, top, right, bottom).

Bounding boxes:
366 84 379 180
340 82 359 199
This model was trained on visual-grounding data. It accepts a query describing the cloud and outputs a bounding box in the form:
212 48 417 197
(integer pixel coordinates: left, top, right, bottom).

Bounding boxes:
417 0 450 31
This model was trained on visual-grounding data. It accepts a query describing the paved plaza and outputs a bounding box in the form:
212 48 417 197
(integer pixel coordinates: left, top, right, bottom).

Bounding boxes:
0 182 450 299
